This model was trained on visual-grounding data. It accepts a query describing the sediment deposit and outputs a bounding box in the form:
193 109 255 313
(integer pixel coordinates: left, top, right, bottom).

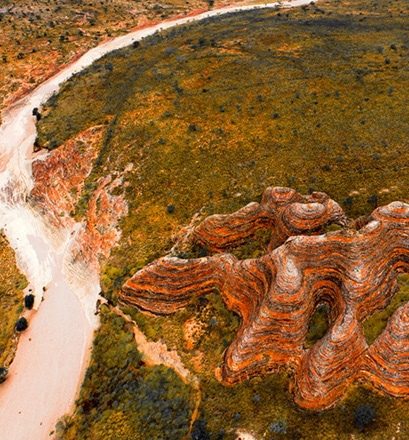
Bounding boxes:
120 188 409 410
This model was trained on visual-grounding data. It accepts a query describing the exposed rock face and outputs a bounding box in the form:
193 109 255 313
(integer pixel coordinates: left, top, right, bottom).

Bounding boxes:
193 186 348 252
29 127 128 283
30 126 128 262
30 126 102 227
120 188 409 410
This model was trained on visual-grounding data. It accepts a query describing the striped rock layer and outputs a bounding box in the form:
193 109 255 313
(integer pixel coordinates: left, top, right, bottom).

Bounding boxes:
120 188 409 410
193 186 349 252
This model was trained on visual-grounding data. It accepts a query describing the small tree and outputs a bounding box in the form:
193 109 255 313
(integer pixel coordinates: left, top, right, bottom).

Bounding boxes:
0 367 8 383
191 420 210 440
368 194 378 207
16 317 28 332
24 294 35 310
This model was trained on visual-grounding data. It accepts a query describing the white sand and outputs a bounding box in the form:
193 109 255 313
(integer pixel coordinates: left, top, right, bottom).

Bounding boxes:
0 1 319 438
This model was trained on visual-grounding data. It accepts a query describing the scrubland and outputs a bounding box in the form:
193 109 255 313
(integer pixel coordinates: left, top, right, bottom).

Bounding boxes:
0 0 220 110
29 0 409 437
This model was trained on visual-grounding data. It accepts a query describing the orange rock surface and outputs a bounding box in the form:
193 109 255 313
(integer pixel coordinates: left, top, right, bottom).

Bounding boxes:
30 126 128 262
120 188 409 410
193 186 348 251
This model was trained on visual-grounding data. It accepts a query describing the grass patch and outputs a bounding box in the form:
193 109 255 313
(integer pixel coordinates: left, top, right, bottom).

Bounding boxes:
363 274 409 345
304 303 330 349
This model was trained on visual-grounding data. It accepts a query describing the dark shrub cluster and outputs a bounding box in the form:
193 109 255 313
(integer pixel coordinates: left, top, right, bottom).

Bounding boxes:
15 317 28 332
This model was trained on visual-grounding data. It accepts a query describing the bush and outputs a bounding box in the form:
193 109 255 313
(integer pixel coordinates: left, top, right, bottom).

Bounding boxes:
191 420 211 440
269 419 287 434
0 367 8 383
15 317 28 332
24 294 35 310
354 405 375 431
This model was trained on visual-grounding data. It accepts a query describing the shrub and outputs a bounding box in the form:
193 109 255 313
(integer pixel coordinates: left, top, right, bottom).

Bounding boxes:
0 367 8 383
15 317 28 332
354 404 375 431
191 420 210 440
269 419 287 434
24 294 35 310
368 194 378 206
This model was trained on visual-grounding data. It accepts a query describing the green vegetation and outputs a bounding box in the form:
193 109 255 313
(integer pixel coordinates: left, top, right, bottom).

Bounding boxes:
0 367 8 384
354 404 375 432
34 0 409 437
304 303 330 348
123 290 240 368
0 0 215 111
57 308 194 439
0 232 28 366
363 274 409 345
15 317 28 332
24 293 35 310
36 0 409 304
231 228 271 260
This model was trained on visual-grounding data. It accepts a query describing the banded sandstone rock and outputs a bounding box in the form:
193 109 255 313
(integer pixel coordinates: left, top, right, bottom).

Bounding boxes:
120 188 409 410
193 186 348 252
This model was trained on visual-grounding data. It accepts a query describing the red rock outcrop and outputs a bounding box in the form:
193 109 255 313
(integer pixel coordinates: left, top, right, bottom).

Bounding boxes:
30 126 102 226
120 188 409 410
30 126 128 262
193 186 348 252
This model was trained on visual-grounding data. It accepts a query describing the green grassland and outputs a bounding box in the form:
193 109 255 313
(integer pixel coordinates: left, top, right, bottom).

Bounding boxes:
0 232 27 367
36 0 409 437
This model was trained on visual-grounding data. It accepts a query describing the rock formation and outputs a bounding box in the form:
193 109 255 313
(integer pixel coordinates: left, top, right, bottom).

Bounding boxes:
30 126 128 262
120 187 409 410
193 186 349 251
30 126 102 227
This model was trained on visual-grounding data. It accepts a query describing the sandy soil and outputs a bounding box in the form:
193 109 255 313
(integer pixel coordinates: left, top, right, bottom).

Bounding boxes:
236 432 258 440
0 269 94 439
115 307 195 383
0 1 319 439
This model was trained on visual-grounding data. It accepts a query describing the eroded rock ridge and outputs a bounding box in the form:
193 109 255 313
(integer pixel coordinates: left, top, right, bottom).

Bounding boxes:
120 187 409 410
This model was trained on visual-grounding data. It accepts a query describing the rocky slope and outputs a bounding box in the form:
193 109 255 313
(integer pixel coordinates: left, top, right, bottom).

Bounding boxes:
120 187 409 410
30 126 128 269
